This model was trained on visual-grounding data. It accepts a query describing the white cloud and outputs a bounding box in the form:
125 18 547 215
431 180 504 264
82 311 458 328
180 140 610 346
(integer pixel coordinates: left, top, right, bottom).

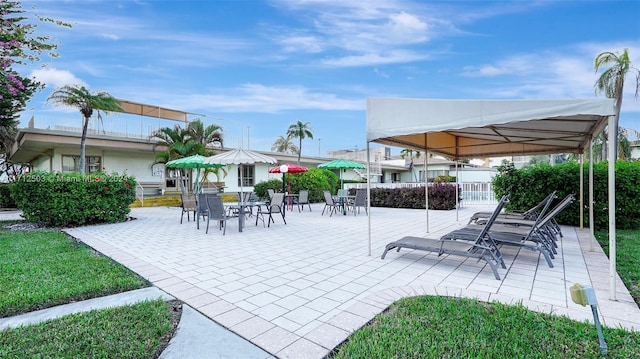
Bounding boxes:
30 68 87 88
386 11 429 41
322 50 428 67
374 67 389 78
458 42 640 115
269 0 440 66
101 33 120 40
280 35 324 53
461 55 538 77
170 84 364 113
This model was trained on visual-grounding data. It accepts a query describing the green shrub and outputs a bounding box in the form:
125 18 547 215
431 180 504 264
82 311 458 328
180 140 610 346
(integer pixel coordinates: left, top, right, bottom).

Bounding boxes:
289 168 338 202
369 184 460 210
253 168 339 203
253 179 282 200
492 161 640 230
434 175 456 183
0 183 16 208
11 171 136 227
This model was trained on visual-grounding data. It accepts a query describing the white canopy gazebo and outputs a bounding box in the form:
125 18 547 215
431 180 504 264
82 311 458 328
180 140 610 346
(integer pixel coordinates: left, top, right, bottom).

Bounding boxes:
365 97 619 299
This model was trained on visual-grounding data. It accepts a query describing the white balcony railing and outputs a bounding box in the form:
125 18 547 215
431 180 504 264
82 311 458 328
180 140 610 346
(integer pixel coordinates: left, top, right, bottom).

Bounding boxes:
345 181 498 205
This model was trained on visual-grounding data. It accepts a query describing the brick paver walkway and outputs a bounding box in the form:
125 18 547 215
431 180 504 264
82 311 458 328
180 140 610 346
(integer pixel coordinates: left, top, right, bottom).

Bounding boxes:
64 204 639 358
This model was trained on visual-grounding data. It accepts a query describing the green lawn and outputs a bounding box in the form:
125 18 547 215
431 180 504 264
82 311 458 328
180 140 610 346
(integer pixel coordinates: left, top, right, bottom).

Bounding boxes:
596 229 640 306
0 299 180 359
0 228 148 317
330 296 640 359
0 225 178 358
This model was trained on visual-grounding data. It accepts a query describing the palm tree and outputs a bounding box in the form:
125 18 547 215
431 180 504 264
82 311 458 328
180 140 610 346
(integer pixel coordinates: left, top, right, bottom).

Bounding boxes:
271 135 299 155
46 85 122 174
186 119 226 184
150 124 192 163
588 126 639 162
594 48 640 159
400 148 421 182
186 119 224 152
286 121 313 164
151 120 226 190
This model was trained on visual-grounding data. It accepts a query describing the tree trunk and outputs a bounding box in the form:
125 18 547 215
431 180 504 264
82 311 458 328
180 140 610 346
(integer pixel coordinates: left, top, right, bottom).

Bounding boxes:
613 79 624 160
79 116 89 174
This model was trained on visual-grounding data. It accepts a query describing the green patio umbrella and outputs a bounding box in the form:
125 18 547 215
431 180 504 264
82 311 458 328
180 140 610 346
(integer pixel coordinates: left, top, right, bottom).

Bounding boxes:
165 154 223 194
318 158 366 190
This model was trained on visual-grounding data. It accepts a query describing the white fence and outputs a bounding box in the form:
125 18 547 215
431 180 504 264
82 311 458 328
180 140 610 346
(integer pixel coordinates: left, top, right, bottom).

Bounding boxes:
345 182 498 205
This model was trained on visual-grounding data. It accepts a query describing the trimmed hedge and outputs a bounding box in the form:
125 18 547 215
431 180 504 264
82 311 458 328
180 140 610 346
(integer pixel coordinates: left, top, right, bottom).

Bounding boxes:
492 161 640 230
11 171 136 227
369 184 461 210
0 183 16 208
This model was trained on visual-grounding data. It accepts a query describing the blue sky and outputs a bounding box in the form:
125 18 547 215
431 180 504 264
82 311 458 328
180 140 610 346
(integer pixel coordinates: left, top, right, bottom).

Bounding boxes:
18 0 640 157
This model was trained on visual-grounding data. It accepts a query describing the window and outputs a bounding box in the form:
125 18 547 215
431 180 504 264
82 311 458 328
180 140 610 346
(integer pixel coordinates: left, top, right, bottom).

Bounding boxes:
238 165 255 186
62 155 102 173
427 169 447 181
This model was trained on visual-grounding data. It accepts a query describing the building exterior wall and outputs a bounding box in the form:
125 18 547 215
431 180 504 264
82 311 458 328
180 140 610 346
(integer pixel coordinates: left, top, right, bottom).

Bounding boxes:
30 154 51 172
630 141 640 160
450 168 498 183
30 146 162 184
103 151 162 183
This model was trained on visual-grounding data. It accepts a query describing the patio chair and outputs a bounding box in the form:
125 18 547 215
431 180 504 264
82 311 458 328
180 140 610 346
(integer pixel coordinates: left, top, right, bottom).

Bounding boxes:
321 190 340 216
351 189 367 216
267 189 275 203
196 193 211 230
205 195 228 235
381 195 509 280
180 194 197 224
256 192 286 227
443 194 574 268
297 190 311 212
230 192 253 218
468 191 556 224
480 194 575 252
241 191 253 202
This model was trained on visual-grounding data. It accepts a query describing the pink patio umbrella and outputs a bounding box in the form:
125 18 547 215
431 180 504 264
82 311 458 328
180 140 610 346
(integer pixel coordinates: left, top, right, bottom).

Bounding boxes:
268 163 309 196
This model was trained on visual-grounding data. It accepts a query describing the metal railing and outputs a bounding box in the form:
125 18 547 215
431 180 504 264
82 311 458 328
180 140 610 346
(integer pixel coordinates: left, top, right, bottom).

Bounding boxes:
135 182 145 207
345 181 498 205
459 182 498 205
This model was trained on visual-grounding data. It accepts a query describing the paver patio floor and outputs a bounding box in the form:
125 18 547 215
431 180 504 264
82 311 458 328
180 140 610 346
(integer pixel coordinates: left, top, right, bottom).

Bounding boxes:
64 203 639 358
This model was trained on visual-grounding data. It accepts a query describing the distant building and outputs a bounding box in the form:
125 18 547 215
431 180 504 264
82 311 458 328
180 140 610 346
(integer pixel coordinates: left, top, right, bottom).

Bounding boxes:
11 109 500 196
630 140 640 160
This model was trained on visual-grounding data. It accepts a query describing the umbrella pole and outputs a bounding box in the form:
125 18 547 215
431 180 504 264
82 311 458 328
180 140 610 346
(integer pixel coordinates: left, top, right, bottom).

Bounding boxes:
287 175 292 210
282 173 286 193
240 164 244 201
196 168 200 195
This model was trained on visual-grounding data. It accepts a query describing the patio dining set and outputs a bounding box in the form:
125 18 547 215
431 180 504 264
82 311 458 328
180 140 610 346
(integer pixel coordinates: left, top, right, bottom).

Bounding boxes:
179 186 369 235
321 189 368 217
179 191 287 235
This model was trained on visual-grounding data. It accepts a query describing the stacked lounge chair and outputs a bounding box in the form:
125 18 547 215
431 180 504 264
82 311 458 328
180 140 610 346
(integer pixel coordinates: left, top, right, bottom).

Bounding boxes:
442 194 575 268
468 191 557 225
381 195 509 280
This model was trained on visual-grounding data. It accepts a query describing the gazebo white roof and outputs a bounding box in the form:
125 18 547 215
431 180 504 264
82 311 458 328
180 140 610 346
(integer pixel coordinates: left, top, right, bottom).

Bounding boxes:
366 98 614 159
